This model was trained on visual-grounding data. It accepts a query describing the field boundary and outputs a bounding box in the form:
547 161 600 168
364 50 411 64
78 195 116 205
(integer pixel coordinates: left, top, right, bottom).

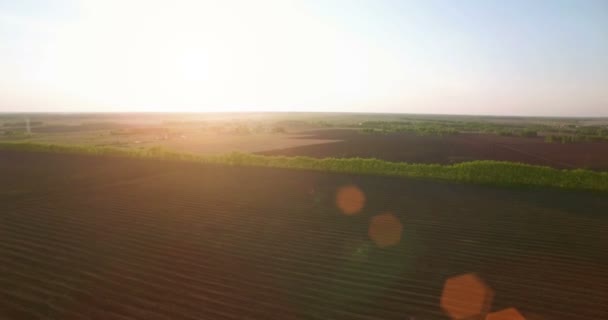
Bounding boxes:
1 142 607 192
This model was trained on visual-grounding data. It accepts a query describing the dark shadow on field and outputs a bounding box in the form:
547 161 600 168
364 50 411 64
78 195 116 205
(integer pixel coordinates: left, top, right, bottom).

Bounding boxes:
0 150 607 320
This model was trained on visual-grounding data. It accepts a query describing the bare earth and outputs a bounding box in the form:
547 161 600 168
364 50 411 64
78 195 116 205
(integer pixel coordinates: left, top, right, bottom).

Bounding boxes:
1 151 606 320
259 129 608 170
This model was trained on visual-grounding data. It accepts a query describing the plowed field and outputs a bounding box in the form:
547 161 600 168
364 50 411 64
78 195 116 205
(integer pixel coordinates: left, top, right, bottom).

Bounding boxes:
1 151 607 319
259 129 608 170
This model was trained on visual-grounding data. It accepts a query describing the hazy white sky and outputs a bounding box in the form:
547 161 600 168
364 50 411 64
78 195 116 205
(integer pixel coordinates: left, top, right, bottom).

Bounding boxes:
1 0 607 115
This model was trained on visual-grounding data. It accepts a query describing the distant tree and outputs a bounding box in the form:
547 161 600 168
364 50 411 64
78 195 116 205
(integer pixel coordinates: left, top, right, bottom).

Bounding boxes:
497 130 513 136
520 129 538 138
233 125 250 135
544 135 554 143
271 126 286 134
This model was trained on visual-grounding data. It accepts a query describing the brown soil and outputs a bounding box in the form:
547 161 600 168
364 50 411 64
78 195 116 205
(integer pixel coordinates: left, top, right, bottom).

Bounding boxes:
1 151 607 319
258 129 608 170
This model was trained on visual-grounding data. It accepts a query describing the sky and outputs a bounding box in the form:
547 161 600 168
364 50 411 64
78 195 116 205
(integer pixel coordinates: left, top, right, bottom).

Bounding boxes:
1 0 607 116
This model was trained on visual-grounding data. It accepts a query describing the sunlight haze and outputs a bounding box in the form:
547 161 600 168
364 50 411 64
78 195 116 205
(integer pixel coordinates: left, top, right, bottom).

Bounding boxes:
1 0 607 115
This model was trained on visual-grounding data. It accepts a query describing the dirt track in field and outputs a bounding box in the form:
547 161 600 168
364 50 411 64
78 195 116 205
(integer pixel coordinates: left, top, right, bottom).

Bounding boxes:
258 129 608 170
1 151 607 319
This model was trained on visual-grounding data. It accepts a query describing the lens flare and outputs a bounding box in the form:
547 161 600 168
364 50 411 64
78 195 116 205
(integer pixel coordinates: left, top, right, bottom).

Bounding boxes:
440 273 494 320
335 185 365 215
486 308 526 320
368 213 403 248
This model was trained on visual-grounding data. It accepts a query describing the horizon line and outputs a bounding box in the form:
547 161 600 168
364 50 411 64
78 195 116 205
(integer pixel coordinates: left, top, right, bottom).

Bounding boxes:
1 110 608 119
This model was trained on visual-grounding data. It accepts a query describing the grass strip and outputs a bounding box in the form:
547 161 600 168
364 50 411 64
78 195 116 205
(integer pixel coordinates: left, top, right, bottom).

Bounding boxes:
1 141 607 192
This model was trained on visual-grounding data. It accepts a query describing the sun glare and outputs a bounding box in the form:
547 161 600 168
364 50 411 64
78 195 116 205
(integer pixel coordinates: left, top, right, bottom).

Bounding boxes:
36 0 410 112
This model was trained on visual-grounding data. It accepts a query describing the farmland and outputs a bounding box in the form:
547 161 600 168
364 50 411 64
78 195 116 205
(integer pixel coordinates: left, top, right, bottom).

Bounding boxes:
259 129 608 170
1 150 607 319
1 113 608 320
0 113 340 155
2 113 608 170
